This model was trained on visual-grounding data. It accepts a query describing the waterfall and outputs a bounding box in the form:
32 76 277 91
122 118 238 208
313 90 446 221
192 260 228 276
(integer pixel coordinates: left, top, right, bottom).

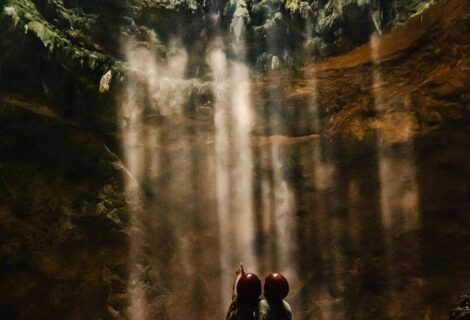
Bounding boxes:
231 0 249 42
208 30 258 307
121 40 192 320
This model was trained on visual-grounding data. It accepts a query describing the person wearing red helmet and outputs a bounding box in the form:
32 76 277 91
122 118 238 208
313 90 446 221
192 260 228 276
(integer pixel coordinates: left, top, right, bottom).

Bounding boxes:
256 273 292 320
226 270 262 320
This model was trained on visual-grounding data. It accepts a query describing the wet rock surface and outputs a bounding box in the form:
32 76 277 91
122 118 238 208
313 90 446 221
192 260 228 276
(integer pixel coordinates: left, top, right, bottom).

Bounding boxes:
0 105 134 319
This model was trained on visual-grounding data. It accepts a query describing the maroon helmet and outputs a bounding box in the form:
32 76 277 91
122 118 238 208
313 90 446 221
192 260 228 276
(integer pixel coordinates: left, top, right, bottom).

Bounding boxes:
236 273 262 302
264 273 289 300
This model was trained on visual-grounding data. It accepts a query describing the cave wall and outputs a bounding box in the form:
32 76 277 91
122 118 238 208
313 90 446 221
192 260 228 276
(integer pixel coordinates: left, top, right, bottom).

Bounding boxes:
0 0 468 319
0 104 132 319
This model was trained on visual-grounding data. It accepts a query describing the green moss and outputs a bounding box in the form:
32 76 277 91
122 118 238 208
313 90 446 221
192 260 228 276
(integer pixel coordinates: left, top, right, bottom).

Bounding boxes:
27 20 61 50
285 0 311 17
136 0 202 11
3 0 115 75
2 6 21 25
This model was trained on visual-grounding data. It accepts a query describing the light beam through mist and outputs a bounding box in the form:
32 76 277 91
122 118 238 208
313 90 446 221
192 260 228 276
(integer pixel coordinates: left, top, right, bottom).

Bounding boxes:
304 65 344 320
370 34 422 318
121 39 192 320
208 39 257 308
370 35 420 232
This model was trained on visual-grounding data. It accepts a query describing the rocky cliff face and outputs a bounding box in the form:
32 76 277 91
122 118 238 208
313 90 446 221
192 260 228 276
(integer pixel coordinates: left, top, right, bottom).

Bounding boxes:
0 0 469 319
0 0 444 132
0 109 131 318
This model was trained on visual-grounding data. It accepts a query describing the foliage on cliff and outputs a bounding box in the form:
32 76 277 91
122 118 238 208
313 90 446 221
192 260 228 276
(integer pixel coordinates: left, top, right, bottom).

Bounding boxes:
1 0 441 73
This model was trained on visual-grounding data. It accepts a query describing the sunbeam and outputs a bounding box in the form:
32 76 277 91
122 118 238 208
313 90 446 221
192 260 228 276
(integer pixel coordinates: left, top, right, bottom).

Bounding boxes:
208 36 257 308
370 33 422 319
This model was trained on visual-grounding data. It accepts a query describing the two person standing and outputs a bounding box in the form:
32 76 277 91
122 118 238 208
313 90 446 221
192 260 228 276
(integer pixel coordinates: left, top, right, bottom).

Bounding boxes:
226 271 292 320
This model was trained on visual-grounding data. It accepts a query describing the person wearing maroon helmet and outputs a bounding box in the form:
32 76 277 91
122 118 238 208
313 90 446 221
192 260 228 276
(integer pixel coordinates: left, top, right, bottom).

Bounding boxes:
226 271 262 320
256 273 292 320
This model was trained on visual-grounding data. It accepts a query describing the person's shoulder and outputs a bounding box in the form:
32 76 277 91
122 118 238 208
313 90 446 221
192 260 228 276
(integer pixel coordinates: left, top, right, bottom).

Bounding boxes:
226 301 238 320
282 300 292 319
256 299 270 320
282 300 292 312
259 299 270 309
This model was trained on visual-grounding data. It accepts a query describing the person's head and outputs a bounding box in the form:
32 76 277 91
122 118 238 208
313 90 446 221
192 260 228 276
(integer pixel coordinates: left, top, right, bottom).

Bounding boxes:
264 273 289 301
236 273 262 303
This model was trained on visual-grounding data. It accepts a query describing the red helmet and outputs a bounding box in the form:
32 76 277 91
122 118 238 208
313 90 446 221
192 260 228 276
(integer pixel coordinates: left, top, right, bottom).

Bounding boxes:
264 273 289 300
236 273 261 302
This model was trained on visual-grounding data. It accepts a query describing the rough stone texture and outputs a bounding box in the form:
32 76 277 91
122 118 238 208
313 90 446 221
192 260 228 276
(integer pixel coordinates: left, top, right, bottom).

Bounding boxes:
257 0 469 140
0 101 134 319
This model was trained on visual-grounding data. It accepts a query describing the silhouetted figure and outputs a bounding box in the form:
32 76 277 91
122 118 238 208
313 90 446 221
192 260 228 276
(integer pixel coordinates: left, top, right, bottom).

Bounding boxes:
256 273 292 320
450 295 470 320
226 270 262 320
